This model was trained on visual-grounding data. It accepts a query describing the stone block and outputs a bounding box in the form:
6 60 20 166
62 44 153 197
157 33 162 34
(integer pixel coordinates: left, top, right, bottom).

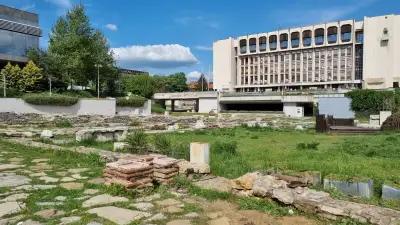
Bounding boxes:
380 111 392 125
323 178 373 198
113 142 130 151
40 130 54 139
190 142 209 165
369 115 380 127
382 184 400 200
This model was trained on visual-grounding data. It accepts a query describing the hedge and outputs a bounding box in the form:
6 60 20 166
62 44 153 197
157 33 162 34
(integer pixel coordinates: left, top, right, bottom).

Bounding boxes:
0 88 23 98
116 96 147 107
22 93 79 106
345 89 400 114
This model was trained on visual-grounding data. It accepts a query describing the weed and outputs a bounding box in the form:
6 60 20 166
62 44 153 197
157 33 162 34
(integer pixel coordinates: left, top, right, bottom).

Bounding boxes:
129 118 141 127
296 142 320 150
126 129 148 154
212 140 237 155
154 134 172 154
54 118 73 128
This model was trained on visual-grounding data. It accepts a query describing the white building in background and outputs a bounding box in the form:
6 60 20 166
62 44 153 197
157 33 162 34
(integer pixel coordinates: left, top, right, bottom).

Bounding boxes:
213 15 400 92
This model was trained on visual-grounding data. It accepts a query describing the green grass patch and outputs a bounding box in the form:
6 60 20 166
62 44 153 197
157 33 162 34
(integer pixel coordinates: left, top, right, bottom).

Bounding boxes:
147 128 400 184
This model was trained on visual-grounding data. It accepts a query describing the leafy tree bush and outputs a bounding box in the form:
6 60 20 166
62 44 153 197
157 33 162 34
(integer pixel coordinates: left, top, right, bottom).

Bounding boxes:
0 61 42 92
345 89 400 114
122 75 155 98
22 93 79 106
0 87 22 98
47 4 117 91
116 96 147 107
126 129 148 154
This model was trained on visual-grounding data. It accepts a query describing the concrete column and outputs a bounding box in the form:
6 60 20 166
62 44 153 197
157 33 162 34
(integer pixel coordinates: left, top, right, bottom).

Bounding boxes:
190 142 210 164
171 100 175 112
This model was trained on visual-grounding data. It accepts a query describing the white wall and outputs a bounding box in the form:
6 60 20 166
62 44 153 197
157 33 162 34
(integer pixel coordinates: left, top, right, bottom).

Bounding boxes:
213 38 236 92
363 15 400 89
283 102 304 118
116 100 151 116
0 98 151 116
198 98 219 113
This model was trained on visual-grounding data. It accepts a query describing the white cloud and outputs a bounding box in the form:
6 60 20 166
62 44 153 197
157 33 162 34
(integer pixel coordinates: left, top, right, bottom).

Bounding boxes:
195 45 212 51
187 71 202 80
112 44 198 69
44 0 72 9
105 24 118 31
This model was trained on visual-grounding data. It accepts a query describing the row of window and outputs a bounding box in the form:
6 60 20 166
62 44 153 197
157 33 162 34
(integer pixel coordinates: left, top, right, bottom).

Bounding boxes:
0 29 39 57
239 46 354 85
239 25 364 54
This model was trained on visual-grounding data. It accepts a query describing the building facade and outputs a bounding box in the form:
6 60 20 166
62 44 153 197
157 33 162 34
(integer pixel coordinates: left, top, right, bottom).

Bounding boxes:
213 15 400 92
0 5 41 66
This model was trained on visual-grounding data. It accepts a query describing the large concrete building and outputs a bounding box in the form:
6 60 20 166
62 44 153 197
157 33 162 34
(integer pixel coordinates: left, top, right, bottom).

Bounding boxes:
0 5 41 67
213 15 400 92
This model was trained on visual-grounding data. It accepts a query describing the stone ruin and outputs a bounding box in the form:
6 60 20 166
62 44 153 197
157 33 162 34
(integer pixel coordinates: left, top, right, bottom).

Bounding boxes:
228 172 400 225
104 154 180 189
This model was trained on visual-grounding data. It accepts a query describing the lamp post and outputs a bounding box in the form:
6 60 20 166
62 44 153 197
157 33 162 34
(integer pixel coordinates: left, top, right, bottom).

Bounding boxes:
94 63 102 99
2 72 5 97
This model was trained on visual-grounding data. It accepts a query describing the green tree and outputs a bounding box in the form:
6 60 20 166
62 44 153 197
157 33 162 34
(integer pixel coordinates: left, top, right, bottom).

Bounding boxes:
122 74 155 98
20 61 43 91
48 4 116 90
166 72 188 92
195 73 208 91
1 63 21 90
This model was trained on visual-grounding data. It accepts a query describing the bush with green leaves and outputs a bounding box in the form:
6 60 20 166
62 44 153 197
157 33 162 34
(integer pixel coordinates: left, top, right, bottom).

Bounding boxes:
22 93 78 106
0 87 23 98
345 89 400 114
116 96 146 107
212 140 237 155
126 129 148 154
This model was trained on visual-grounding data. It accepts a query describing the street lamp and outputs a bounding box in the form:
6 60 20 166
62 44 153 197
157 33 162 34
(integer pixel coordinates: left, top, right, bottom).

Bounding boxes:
94 63 103 99
2 72 5 97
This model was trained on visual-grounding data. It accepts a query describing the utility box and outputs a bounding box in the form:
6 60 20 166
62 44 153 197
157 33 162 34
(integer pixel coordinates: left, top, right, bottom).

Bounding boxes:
190 142 210 165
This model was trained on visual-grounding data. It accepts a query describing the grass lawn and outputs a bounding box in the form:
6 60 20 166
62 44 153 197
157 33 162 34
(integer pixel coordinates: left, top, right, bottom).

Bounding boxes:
149 127 400 188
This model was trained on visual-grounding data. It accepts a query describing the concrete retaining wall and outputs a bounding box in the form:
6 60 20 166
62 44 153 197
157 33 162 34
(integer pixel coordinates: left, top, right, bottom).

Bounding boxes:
0 98 151 116
198 98 218 113
116 100 152 116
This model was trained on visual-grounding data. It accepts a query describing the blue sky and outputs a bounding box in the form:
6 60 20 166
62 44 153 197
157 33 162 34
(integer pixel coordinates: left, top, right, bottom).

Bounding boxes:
2 0 400 80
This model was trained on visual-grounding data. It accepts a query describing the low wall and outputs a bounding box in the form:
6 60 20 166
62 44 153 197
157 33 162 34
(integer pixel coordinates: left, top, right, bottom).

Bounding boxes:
116 100 151 116
198 98 218 113
0 98 151 116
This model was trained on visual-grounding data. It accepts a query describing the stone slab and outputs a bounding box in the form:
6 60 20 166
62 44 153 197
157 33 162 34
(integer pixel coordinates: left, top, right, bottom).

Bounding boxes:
87 206 150 225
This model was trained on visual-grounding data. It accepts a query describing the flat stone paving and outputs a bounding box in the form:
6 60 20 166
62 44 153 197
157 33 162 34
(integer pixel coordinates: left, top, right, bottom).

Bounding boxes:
0 141 319 225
